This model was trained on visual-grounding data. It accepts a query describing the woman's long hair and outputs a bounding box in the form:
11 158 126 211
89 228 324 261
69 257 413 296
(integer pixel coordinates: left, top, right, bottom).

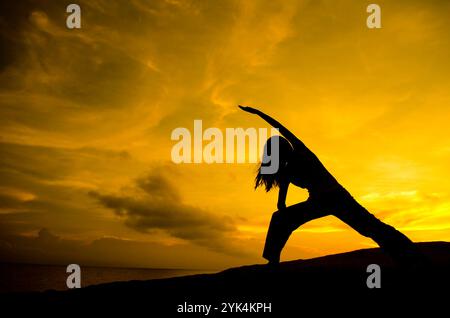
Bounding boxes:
255 135 293 192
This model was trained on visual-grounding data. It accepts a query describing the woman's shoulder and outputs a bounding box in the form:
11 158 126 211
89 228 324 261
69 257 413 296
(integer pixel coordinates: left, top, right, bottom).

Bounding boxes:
292 143 316 159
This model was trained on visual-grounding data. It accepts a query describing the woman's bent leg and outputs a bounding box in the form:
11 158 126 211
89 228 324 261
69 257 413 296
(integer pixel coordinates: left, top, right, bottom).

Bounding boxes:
263 200 329 263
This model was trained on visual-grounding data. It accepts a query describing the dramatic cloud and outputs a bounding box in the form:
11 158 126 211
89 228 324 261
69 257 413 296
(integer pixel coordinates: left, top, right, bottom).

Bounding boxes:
0 141 142 237
0 228 253 271
90 173 238 253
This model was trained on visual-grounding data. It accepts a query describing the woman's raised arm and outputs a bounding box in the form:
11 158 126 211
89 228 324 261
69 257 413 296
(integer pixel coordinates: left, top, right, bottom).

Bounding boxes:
238 105 304 148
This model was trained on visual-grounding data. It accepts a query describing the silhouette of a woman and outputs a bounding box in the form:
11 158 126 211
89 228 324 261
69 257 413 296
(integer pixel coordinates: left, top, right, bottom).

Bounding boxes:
239 105 424 267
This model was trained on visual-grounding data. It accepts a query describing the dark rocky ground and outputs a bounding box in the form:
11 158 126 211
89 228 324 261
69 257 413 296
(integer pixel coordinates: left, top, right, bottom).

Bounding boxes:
3 241 450 315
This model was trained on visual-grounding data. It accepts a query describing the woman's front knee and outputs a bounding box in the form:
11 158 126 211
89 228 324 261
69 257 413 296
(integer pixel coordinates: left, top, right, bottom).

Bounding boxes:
271 210 286 223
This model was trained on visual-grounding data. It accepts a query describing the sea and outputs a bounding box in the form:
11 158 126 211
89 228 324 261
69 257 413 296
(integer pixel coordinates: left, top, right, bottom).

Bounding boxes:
0 263 214 293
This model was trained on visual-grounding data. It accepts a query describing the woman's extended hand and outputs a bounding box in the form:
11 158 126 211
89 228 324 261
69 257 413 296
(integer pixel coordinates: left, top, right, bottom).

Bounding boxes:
238 105 259 114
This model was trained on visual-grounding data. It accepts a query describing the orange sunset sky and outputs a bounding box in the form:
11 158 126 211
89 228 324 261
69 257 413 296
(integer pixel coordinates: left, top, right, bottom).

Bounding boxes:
1 0 450 270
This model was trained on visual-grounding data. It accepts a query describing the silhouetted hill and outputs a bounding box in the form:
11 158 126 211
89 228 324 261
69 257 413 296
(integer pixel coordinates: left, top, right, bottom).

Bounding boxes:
4 242 450 315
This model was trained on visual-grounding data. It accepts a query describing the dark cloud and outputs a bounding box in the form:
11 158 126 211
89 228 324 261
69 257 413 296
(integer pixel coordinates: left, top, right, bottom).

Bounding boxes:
90 173 237 253
0 141 140 238
135 174 181 201
0 228 253 271
0 1 35 71
0 1 69 75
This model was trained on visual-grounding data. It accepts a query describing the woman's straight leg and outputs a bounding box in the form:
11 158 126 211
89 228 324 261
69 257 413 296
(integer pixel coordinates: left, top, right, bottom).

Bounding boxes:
332 192 425 266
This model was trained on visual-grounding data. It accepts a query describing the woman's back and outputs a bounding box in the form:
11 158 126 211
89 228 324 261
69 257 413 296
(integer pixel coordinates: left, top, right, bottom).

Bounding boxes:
289 145 339 193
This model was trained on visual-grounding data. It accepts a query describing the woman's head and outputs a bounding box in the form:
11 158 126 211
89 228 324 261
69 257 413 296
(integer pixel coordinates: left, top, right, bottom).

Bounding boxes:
255 135 293 192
